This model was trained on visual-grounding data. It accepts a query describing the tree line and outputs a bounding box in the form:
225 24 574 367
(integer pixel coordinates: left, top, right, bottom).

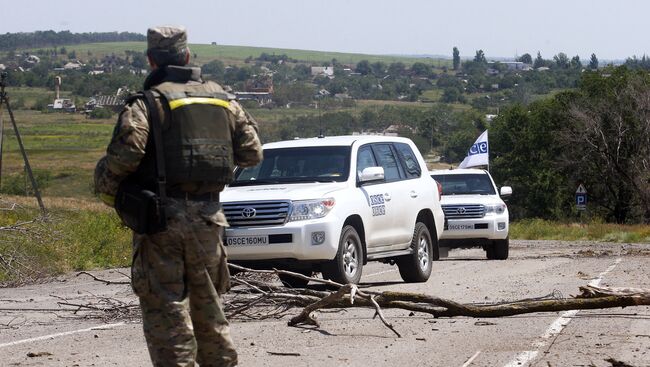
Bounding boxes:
490 67 650 224
0 30 145 50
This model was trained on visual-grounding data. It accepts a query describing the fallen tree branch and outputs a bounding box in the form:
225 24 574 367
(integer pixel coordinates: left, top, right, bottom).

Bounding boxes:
76 271 130 285
67 264 650 337
230 265 650 337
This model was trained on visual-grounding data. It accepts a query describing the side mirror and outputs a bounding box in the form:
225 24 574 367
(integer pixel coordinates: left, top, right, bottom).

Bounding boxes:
359 166 385 184
500 186 513 197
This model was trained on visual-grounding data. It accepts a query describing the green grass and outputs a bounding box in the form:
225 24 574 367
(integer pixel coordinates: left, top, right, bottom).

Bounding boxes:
1 110 113 199
510 218 650 243
49 41 452 67
0 201 131 285
420 89 443 102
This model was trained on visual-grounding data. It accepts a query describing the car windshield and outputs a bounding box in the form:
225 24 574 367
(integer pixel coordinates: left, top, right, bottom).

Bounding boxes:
431 173 496 195
231 146 351 186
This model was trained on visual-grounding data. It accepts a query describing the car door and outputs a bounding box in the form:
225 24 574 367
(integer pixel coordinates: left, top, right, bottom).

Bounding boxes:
355 144 393 250
367 143 407 248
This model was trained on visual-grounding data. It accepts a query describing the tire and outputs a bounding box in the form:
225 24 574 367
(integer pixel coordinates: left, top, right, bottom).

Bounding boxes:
278 270 313 288
322 225 363 284
397 222 434 283
488 238 509 260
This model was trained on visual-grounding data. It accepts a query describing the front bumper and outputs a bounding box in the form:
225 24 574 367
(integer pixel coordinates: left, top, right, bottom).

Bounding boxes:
224 216 341 261
440 214 509 241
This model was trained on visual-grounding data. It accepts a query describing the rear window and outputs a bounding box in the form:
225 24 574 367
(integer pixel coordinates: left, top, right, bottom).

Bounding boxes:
431 173 496 195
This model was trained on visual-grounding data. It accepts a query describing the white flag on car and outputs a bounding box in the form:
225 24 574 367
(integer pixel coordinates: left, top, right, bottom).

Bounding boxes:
458 130 488 169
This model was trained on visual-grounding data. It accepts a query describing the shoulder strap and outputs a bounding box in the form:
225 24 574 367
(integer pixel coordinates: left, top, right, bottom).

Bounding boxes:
141 90 167 201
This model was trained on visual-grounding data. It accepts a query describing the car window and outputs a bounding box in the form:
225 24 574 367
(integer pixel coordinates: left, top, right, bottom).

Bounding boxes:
394 143 421 178
356 145 377 177
431 173 496 195
372 144 402 182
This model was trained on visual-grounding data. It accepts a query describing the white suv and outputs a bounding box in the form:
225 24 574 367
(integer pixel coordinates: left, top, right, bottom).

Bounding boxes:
430 168 512 260
222 135 445 286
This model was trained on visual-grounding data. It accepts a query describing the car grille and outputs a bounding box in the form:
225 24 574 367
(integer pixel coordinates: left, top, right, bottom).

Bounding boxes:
442 204 485 219
223 201 291 227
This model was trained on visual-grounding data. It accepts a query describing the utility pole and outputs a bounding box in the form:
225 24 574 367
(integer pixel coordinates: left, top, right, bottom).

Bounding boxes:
0 72 46 215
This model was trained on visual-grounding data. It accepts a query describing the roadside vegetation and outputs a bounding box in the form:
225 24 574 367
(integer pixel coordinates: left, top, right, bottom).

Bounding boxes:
511 219 650 243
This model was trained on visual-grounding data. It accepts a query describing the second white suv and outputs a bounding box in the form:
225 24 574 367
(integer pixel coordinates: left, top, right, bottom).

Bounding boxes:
430 168 512 260
222 135 445 286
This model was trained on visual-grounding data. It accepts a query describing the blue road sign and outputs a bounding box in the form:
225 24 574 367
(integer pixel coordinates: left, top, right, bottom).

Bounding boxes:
575 184 587 211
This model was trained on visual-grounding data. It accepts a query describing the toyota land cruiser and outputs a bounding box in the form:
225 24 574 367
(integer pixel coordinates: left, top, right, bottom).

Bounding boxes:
221 136 445 286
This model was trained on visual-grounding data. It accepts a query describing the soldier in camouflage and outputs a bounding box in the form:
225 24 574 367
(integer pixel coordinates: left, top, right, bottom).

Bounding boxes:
94 26 263 366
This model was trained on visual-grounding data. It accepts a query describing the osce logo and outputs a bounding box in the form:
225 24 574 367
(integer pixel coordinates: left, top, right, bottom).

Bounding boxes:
468 141 488 156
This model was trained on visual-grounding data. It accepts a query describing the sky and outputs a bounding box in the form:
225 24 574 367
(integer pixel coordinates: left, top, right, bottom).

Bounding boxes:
1 0 647 61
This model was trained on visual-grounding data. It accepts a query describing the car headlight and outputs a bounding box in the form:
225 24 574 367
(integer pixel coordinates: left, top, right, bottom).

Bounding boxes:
485 204 506 215
289 198 336 221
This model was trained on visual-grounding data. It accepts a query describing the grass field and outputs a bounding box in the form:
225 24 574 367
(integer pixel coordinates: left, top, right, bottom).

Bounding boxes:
0 110 112 198
510 219 650 243
42 41 452 67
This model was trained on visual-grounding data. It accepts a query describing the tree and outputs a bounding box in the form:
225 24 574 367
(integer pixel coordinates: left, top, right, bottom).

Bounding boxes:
589 53 599 70
474 50 486 63
517 53 533 65
370 61 386 77
387 62 406 77
441 87 462 103
533 51 545 69
553 53 570 69
411 62 432 77
571 55 582 69
561 68 650 222
356 60 371 75
201 60 225 79
490 101 571 220
453 47 460 70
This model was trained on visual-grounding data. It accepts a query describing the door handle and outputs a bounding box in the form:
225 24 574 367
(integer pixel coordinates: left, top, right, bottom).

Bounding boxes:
383 193 391 201
410 190 418 198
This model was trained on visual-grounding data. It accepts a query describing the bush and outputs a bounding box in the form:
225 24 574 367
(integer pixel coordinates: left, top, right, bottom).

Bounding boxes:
88 107 114 119
0 170 52 196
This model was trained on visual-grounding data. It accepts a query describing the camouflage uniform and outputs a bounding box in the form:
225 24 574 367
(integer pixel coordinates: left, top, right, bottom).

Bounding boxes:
95 26 262 367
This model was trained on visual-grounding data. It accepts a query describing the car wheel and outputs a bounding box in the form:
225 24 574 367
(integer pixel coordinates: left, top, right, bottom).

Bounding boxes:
322 225 363 284
397 222 434 283
485 246 495 260
487 238 509 260
278 269 313 288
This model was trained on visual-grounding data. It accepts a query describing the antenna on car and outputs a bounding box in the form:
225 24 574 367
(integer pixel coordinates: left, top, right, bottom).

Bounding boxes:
317 101 324 138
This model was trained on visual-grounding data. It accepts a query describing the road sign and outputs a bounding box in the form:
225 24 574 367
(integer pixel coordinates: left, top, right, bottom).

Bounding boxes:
575 184 587 211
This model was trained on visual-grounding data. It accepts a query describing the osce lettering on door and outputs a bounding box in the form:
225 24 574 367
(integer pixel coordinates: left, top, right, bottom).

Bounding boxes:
369 194 386 216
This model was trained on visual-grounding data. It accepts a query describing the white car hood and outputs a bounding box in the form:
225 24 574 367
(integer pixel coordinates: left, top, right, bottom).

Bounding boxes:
440 194 505 206
222 182 347 202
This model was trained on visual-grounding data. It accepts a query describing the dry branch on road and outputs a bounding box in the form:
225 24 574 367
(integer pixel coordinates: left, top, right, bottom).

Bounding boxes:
13 264 645 337
228 265 650 337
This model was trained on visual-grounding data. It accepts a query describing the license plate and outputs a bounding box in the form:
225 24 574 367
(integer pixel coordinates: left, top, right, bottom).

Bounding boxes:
226 235 269 246
447 224 474 230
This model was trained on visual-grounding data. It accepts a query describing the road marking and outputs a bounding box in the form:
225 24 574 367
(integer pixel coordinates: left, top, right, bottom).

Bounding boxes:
0 322 126 349
502 257 622 367
365 269 396 278
461 350 482 367
588 258 622 287
503 351 539 367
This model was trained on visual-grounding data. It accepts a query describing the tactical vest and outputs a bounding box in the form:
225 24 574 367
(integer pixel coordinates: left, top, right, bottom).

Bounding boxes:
137 81 235 189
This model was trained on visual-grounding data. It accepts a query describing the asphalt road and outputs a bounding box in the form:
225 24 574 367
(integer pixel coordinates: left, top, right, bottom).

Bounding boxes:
1 240 649 367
